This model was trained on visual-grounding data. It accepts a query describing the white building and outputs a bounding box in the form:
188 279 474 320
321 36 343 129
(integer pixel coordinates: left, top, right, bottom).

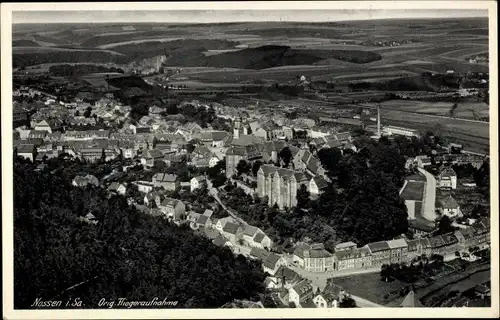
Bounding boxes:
382 125 420 138
438 167 458 190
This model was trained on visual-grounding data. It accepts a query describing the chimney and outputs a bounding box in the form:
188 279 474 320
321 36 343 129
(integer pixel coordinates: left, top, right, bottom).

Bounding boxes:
377 104 381 138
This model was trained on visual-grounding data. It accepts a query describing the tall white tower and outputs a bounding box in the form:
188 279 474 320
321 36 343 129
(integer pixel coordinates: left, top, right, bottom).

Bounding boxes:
377 104 381 138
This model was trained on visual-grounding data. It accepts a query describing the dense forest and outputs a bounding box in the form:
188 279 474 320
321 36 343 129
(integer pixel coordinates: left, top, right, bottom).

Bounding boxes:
48 64 125 77
14 161 266 309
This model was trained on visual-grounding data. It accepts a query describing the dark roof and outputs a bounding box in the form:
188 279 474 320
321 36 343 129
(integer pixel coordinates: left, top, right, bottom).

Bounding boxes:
16 144 35 153
213 235 229 246
197 215 209 225
474 284 490 294
222 222 240 235
409 219 435 232
400 290 424 307
400 181 425 201
438 195 459 209
250 247 269 260
313 176 328 189
367 241 390 253
263 253 281 270
253 232 266 243
154 173 178 182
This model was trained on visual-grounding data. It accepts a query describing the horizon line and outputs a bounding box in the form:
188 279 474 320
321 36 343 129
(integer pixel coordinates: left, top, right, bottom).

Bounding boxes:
12 16 488 25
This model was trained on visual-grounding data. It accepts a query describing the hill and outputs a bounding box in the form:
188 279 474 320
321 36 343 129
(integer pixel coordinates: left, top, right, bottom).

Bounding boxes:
12 39 40 47
13 161 267 309
163 45 382 69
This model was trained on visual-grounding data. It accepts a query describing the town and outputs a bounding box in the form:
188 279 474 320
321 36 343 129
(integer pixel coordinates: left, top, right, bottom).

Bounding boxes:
13 67 490 309
9 9 492 312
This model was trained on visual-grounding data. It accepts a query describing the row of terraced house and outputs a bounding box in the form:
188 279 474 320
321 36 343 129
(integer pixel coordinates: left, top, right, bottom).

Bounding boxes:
292 217 490 273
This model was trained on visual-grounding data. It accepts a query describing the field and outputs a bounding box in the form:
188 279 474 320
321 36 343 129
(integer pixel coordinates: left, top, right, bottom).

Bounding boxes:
363 100 489 118
329 272 405 305
12 18 489 81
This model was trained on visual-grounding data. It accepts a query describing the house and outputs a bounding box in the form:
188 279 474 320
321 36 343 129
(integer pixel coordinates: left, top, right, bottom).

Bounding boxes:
158 197 186 220
473 284 491 299
335 241 357 252
16 144 36 161
16 127 31 140
270 266 302 290
72 174 99 188
334 247 372 271
190 176 207 192
262 253 285 276
79 212 98 225
108 182 126 195
437 195 461 218
408 219 435 238
415 155 432 168
438 167 457 190
313 282 345 308
249 247 270 261
382 125 420 138
309 176 328 197
152 173 179 191
399 290 424 307
140 149 165 167
253 232 273 250
78 148 104 162
407 238 432 259
215 216 238 232
293 243 335 272
213 235 233 248
365 241 391 267
133 181 154 193
399 175 426 220
288 279 315 308
386 239 409 264
195 214 212 229
144 190 167 207
28 130 48 140
33 120 52 133
221 222 242 244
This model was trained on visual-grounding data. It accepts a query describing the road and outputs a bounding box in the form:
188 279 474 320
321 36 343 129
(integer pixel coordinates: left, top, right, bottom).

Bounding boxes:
208 183 248 226
418 167 437 221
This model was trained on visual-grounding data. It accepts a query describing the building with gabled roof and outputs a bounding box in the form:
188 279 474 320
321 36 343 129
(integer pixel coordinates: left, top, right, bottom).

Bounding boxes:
288 279 315 308
437 194 461 218
437 167 458 190
399 290 424 307
262 253 285 276
158 197 185 221
152 173 179 191
365 241 391 266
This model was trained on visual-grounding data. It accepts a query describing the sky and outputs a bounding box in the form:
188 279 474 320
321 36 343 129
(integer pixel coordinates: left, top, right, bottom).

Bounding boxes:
12 9 488 24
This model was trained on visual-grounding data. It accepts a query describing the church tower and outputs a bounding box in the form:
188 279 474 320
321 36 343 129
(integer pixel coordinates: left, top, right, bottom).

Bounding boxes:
233 116 241 140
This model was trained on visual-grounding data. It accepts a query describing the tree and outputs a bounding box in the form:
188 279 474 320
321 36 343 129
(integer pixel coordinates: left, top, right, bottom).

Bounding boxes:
251 160 263 176
435 215 455 235
278 147 293 168
296 184 310 209
13 161 267 308
83 107 92 118
338 296 357 308
75 110 80 117
317 147 342 176
236 160 251 176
